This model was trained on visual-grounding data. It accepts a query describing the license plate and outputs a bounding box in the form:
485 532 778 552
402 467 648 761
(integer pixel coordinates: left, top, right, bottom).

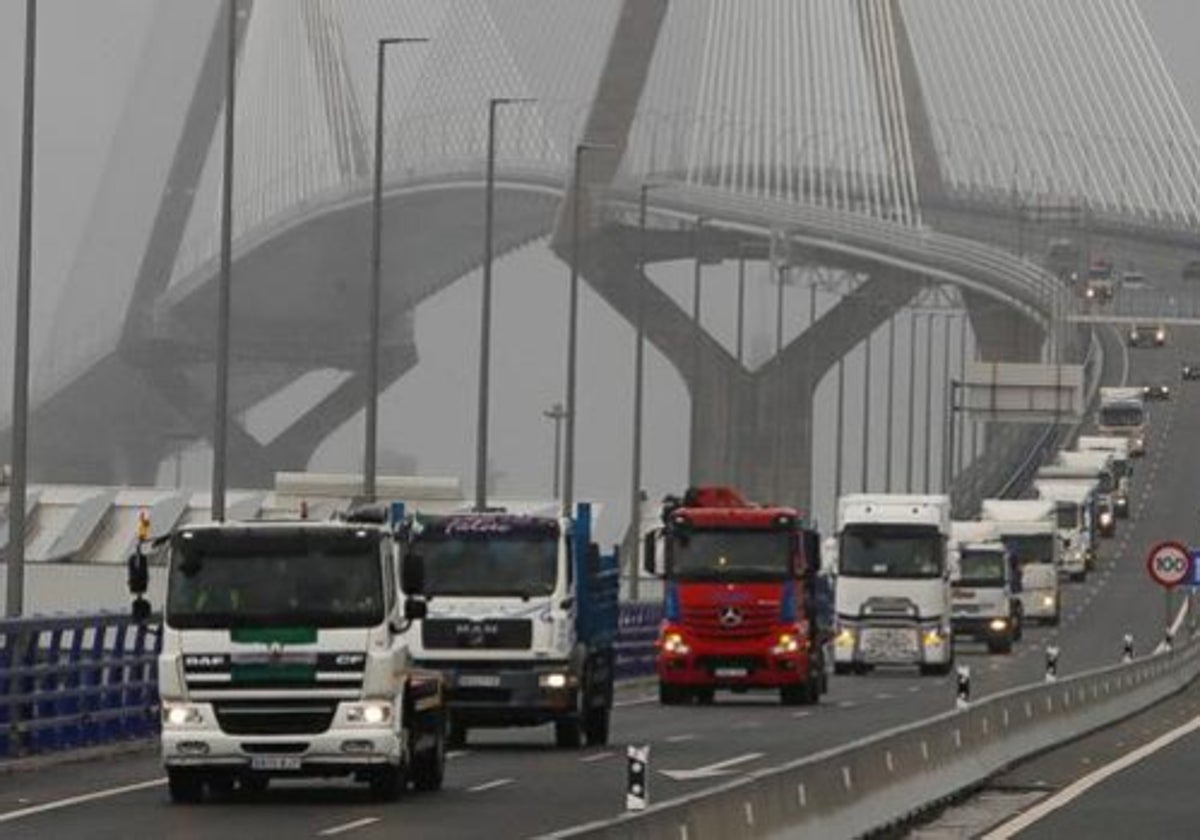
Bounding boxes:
457 674 501 688
714 667 748 678
250 755 301 771
861 629 918 663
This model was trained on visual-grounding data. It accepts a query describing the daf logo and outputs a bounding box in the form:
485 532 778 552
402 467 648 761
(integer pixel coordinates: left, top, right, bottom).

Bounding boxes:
335 653 365 667
718 606 744 627
183 655 226 668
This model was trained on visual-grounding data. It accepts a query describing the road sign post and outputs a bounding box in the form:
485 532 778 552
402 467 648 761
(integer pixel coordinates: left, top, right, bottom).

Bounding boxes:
1147 542 1192 641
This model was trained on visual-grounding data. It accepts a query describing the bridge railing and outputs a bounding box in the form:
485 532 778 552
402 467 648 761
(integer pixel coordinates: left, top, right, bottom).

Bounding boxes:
0 613 160 760
0 604 662 762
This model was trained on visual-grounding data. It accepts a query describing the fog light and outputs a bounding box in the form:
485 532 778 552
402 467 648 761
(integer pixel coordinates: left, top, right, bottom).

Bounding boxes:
341 740 374 754
539 672 569 689
177 741 209 756
163 704 203 727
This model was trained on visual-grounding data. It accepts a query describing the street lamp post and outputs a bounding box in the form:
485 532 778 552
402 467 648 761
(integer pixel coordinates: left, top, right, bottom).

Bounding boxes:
364 35 428 504
7 0 37 616
885 314 896 491
906 311 917 492
211 0 239 523
474 96 534 512
544 402 568 500
923 313 934 494
860 331 871 492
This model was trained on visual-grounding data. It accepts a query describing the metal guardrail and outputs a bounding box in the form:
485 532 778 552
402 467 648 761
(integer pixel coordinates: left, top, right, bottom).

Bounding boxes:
0 604 663 762
0 613 160 760
553 632 1200 840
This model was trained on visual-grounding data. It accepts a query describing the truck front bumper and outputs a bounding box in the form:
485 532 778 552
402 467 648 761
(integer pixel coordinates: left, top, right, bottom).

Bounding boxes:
833 621 951 666
422 662 579 727
656 648 810 688
162 731 401 776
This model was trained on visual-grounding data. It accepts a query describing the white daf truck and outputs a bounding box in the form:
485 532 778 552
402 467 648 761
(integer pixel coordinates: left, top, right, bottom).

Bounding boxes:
127 517 446 803
949 522 1022 654
980 499 1060 625
833 495 953 676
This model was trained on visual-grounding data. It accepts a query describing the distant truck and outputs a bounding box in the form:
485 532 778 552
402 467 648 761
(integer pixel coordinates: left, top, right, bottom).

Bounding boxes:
643 486 829 706
833 494 953 676
1076 436 1132 519
1098 387 1148 457
980 500 1060 625
1033 476 1099 582
949 522 1022 655
396 503 618 749
127 518 446 803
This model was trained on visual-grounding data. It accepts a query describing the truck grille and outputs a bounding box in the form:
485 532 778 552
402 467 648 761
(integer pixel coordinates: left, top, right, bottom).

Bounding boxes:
681 603 776 640
214 700 336 736
422 619 533 650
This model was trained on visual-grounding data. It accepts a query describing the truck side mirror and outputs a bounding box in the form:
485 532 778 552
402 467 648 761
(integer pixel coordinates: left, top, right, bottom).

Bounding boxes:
642 530 657 576
403 598 427 622
127 547 149 596
401 553 425 595
131 597 151 624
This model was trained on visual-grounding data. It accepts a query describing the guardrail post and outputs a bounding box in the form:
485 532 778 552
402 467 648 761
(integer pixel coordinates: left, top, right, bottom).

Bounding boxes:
955 665 970 709
1045 645 1059 683
627 744 649 811
1164 628 1174 654
1123 633 1134 664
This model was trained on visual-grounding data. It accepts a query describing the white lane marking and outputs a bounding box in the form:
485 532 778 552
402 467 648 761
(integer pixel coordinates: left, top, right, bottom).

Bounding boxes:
580 751 615 763
791 711 812 720
467 778 515 793
876 693 894 700
318 817 381 837
665 733 697 743
983 712 1200 839
660 752 765 781
446 750 470 760
0 778 166 823
614 695 658 708
837 701 858 709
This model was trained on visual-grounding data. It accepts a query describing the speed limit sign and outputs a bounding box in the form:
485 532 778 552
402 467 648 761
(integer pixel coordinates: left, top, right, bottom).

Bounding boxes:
1146 541 1193 588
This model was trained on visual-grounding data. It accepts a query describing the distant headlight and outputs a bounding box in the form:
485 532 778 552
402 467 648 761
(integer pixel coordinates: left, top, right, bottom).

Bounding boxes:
538 672 570 689
1099 511 1114 528
1041 595 1055 608
835 627 856 649
922 628 945 648
345 702 392 725
771 632 802 655
1157 330 1166 341
988 618 1008 632
163 703 204 727
660 631 690 656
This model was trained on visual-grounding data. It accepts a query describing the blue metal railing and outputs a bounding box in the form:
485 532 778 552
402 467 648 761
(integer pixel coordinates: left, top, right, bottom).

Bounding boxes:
0 613 160 759
0 604 663 761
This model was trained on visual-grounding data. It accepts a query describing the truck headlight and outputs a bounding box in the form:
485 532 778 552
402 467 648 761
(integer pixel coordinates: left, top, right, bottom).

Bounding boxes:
345 702 392 725
1099 511 1114 528
538 672 572 689
922 628 945 648
835 627 856 649
1041 594 1055 608
771 632 801 655
989 618 1008 632
661 632 691 656
163 703 204 727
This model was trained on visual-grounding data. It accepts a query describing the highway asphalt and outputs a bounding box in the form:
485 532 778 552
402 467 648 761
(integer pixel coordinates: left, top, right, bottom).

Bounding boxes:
1 321 1194 839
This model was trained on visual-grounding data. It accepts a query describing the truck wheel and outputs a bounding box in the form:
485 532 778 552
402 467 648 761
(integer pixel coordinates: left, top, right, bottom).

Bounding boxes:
207 773 235 802
694 688 715 705
411 723 446 792
368 764 407 801
988 637 1014 655
583 705 611 747
447 718 468 749
780 684 806 706
167 769 204 804
658 683 686 705
1048 612 1061 627
555 717 583 749
239 775 268 796
833 663 852 676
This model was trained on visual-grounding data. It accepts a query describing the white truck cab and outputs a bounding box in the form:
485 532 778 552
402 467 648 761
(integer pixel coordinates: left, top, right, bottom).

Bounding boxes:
128 517 447 804
833 495 953 676
1098 387 1147 457
949 522 1021 653
1076 436 1132 519
980 499 1060 625
1034 477 1099 582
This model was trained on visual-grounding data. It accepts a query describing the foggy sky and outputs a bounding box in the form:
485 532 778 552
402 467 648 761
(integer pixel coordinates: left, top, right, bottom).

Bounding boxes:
2 1 1199 545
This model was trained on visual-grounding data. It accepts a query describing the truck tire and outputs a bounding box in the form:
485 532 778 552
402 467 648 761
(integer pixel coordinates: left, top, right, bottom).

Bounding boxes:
658 683 687 705
447 718 468 749
694 688 715 705
584 705 610 747
411 723 446 792
988 636 1014 655
167 769 204 804
833 662 852 676
368 764 407 801
207 773 235 802
780 683 806 705
555 717 583 749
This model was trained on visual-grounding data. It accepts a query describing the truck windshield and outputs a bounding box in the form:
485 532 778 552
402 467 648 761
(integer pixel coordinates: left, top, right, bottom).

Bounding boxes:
1001 534 1054 566
838 525 943 579
958 551 1006 587
1054 503 1080 530
1099 405 1143 428
667 529 790 581
166 530 384 629
415 536 558 597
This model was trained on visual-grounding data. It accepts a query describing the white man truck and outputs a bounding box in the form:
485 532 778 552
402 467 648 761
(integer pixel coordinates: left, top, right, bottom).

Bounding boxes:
1076 436 1132 519
833 495 953 676
949 522 1022 654
1098 387 1148 457
394 503 617 749
1034 476 1099 582
126 517 446 803
981 500 1060 624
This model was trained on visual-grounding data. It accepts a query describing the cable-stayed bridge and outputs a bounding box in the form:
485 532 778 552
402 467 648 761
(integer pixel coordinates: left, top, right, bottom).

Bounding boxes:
7 0 1200 515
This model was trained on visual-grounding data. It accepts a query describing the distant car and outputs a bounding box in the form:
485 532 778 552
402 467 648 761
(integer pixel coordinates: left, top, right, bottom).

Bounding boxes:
1183 363 1200 381
1097 501 1116 537
1142 383 1171 401
1085 281 1113 303
1183 260 1200 281
1128 325 1166 347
